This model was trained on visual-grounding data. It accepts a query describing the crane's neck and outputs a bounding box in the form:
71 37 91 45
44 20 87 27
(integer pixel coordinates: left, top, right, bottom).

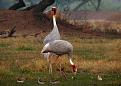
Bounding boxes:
69 58 74 65
53 15 57 27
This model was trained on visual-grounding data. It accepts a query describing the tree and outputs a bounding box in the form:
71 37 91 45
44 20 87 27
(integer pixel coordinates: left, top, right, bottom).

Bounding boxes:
73 0 102 11
32 0 55 13
9 0 102 13
90 0 102 11
9 0 26 10
9 0 55 14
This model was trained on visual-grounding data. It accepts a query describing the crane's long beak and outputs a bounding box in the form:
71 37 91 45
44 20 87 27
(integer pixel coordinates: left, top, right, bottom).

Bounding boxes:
43 9 51 14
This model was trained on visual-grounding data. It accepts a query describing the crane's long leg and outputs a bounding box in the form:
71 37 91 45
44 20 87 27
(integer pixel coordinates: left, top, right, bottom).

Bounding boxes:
49 63 52 75
48 55 52 75
58 58 62 75
49 55 59 75
47 53 53 75
48 57 53 82
55 56 67 79
59 63 61 74
59 62 67 79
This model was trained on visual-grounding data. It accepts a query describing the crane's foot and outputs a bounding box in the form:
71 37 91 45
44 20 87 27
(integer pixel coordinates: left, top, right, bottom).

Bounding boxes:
56 67 67 79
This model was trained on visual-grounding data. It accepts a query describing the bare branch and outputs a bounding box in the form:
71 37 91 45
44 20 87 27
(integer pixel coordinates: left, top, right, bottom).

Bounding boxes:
73 0 90 11
9 0 25 10
8 26 16 37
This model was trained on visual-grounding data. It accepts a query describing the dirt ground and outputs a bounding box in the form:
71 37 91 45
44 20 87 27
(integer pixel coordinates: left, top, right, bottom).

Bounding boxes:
0 9 83 36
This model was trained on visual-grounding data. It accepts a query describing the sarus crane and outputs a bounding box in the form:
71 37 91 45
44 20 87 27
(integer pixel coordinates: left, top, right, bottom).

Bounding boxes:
41 7 77 79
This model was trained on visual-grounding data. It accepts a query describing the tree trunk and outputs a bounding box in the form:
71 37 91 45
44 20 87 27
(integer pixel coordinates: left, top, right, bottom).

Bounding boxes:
9 0 55 14
96 0 102 11
9 0 25 10
30 0 55 21
32 0 55 13
73 0 90 11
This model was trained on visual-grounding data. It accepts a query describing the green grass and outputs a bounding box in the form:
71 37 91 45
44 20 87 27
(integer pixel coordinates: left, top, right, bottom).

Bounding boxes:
0 72 121 86
0 43 9 48
74 47 106 59
0 36 121 85
16 46 34 51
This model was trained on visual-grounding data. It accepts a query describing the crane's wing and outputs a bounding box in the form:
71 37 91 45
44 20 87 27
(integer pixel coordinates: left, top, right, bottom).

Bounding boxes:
43 26 60 44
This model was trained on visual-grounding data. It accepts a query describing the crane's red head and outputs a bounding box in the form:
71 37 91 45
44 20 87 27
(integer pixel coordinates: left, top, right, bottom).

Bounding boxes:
51 7 57 15
69 59 77 74
71 64 77 74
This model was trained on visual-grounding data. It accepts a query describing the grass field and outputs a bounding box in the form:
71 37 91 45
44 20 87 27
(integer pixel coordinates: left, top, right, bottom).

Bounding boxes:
0 36 121 86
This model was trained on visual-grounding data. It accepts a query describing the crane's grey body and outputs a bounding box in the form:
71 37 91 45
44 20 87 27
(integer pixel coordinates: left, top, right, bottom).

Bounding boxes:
43 15 60 62
43 16 60 45
41 39 76 75
42 40 73 57
43 25 60 44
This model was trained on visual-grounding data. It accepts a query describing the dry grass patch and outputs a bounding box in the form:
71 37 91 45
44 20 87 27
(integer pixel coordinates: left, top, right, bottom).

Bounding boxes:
0 36 121 75
77 59 121 73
